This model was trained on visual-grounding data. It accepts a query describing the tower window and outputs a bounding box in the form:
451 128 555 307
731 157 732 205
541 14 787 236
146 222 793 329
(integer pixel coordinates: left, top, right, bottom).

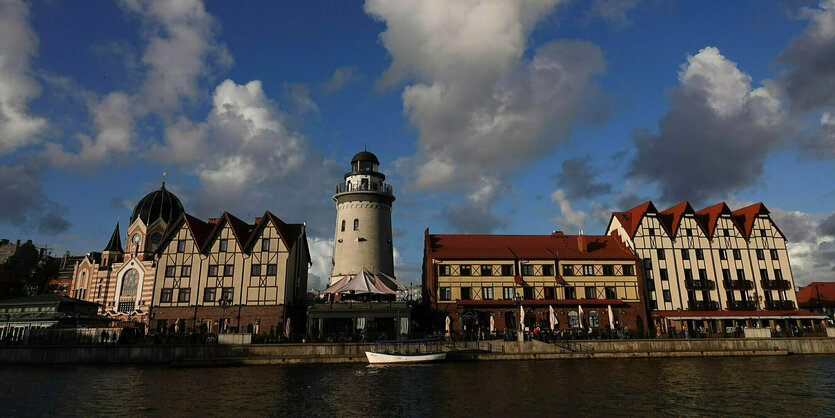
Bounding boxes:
353 219 359 230
341 220 345 232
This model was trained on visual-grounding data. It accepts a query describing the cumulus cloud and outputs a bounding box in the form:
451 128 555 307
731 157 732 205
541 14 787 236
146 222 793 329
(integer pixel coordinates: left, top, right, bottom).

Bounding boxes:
587 0 641 27
319 66 363 94
365 0 608 230
307 237 334 290
629 47 788 205
0 165 69 234
770 207 835 285
442 177 508 233
802 111 835 159
285 83 319 114
550 189 588 233
556 156 612 199
0 0 47 155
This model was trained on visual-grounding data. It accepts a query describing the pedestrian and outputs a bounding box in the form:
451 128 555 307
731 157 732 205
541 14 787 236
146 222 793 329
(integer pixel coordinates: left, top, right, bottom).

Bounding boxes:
101 330 108 344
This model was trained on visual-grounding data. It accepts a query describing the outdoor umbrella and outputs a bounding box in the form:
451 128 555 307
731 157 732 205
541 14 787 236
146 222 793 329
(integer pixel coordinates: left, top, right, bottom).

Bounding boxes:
608 305 615 330
578 305 584 329
174 318 180 333
549 305 556 331
489 315 495 334
284 317 291 338
519 305 525 331
445 316 451 337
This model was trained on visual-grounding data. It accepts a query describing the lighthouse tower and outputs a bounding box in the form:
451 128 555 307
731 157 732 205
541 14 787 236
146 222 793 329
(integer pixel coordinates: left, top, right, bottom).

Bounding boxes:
330 150 395 285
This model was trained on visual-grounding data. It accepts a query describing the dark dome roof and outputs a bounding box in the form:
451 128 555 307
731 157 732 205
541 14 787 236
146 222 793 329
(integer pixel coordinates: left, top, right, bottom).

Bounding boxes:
351 151 380 165
130 183 184 228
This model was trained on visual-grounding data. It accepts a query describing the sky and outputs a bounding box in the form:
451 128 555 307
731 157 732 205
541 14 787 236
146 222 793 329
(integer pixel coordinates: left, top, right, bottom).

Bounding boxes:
2 0 835 289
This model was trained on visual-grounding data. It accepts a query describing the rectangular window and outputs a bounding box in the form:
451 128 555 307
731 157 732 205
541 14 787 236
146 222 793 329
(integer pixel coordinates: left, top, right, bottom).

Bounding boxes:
602 265 614 276
605 286 617 299
208 265 218 277
203 288 216 302
657 249 665 260
481 265 492 276
582 265 595 276
440 287 451 301
503 287 515 300
544 287 555 300
181 265 191 277
542 265 554 276
266 264 277 276
770 249 778 260
439 265 451 276
646 279 655 291
521 265 534 276
687 228 694 237
660 268 669 281
719 249 727 260
584 286 597 299
622 265 634 276
251 264 261 276
501 265 513 276
460 265 472 276
165 266 176 277
650 300 658 310
698 268 707 281
644 259 653 270
760 228 767 237
774 269 783 281
726 290 735 302
733 249 741 260
221 287 234 302
160 288 173 303
523 286 534 300
737 269 745 280
177 241 185 253
722 269 731 281
482 287 494 300
756 249 764 260
223 264 234 276
219 239 228 252
178 288 191 302
684 269 693 281
562 265 574 276
565 286 576 300
663 289 672 303
695 249 704 260
681 249 689 260
261 239 270 251
723 228 729 237
648 228 655 236
460 287 471 300
760 268 769 281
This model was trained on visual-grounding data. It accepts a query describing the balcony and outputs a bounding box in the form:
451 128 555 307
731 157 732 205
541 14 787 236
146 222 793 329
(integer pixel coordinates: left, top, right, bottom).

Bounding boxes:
723 279 754 290
688 300 719 310
765 300 795 310
335 182 393 196
685 279 715 290
727 300 757 310
760 279 791 290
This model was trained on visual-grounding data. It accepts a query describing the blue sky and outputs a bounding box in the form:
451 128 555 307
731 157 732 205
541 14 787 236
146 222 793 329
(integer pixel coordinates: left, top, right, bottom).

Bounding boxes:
2 0 835 288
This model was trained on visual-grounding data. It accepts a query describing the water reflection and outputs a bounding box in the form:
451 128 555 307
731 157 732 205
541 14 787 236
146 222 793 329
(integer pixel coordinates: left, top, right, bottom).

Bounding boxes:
1 356 833 417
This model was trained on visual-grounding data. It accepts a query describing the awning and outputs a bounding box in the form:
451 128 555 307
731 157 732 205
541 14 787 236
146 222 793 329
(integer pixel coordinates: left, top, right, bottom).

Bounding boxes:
652 309 827 320
321 270 396 295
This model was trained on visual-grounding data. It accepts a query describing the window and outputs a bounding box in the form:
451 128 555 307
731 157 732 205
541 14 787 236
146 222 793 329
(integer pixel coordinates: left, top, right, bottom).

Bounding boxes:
521 265 534 276
177 241 186 253
582 265 595 276
251 264 261 276
223 265 234 276
503 287 515 300
733 249 741 260
662 289 672 303
542 265 554 276
585 286 597 299
262 239 270 251
603 265 614 276
562 265 574 276
605 286 617 299
589 311 599 328
568 311 579 328
622 265 634 276
221 287 234 302
684 269 693 281
660 268 669 281
439 265 451 276
760 228 767 237
722 269 731 281
481 265 492 276
482 287 494 300
353 218 359 230
650 300 658 310
644 259 653 269
118 302 134 313
646 279 655 291
544 287 555 300
681 249 689 260
737 269 745 280
719 249 727 260
219 239 228 252
178 288 191 302
698 269 707 281
723 228 730 237
657 249 665 260
341 220 345 232
208 265 218 276
121 270 139 298
460 287 471 300
756 249 764 260
726 290 735 302
565 286 576 299
440 287 451 301
695 249 704 260
523 286 534 300
204 288 216 302
460 265 472 276
161 288 173 303
266 264 277 276
181 266 191 277
648 228 655 236
501 265 513 276
760 268 769 280
686 228 694 237
165 266 176 277
774 269 783 281
770 249 778 260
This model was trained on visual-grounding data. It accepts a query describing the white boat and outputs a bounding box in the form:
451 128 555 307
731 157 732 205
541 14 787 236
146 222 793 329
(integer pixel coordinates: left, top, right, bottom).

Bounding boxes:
365 339 446 364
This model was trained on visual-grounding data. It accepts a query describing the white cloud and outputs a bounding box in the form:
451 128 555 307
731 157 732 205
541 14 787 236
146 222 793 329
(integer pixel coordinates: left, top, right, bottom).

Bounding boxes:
0 0 46 155
770 207 835 286
320 66 363 94
307 236 334 290
285 83 319 114
550 188 588 234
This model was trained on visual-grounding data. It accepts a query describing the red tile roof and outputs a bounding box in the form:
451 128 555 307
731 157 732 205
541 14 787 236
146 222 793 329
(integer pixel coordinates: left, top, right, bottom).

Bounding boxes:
731 202 769 239
796 282 835 308
659 201 695 238
610 201 657 238
427 233 637 260
695 202 731 237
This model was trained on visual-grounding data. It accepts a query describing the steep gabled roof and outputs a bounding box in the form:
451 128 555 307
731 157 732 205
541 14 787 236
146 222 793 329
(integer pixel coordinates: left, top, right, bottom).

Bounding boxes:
240 211 309 261
102 222 123 253
427 233 637 260
695 202 732 238
609 201 659 238
155 213 213 255
205 212 254 251
658 201 697 238
731 202 770 239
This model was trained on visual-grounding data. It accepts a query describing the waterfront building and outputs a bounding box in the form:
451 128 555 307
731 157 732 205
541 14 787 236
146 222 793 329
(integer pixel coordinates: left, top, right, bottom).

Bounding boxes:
50 252 85 296
151 211 310 336
422 229 648 336
0 294 108 342
797 282 835 326
607 201 824 334
70 182 184 323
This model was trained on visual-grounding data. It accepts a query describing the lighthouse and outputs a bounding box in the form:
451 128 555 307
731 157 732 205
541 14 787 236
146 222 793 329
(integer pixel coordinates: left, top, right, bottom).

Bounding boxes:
330 150 396 285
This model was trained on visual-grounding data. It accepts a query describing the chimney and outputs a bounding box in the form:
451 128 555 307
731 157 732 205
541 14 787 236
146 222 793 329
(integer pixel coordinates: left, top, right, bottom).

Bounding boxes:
551 231 564 236
254 217 263 224
577 234 585 253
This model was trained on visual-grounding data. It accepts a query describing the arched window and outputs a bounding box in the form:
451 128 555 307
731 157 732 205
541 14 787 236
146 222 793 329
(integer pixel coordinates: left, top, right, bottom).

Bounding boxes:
353 218 359 230
589 311 599 328
341 220 345 232
121 270 138 298
568 311 579 328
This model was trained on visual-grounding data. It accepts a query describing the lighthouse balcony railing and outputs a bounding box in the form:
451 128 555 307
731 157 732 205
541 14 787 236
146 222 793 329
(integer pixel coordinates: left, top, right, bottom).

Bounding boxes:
336 182 393 195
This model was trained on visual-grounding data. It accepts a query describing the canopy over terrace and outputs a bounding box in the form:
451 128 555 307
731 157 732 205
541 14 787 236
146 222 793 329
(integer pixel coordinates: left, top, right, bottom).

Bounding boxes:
322 269 402 296
652 309 829 334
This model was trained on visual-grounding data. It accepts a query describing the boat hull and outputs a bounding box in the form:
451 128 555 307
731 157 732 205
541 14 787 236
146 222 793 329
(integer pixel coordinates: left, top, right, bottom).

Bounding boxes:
365 351 446 364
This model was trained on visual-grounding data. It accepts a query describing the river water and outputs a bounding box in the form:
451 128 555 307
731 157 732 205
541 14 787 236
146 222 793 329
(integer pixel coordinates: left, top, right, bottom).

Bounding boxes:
1 356 833 417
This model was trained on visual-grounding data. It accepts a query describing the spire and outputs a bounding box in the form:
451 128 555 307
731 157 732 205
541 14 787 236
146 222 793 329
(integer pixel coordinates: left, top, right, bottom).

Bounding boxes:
161 171 167 189
103 222 124 253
